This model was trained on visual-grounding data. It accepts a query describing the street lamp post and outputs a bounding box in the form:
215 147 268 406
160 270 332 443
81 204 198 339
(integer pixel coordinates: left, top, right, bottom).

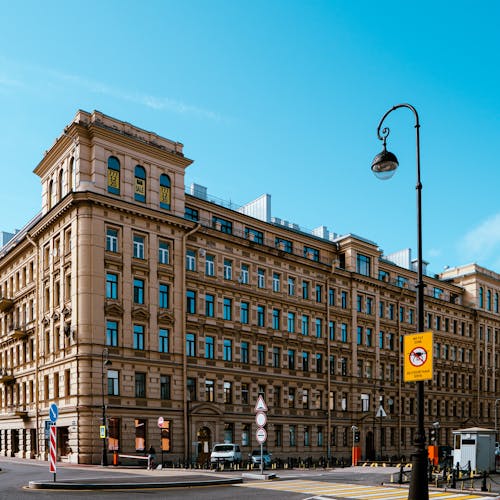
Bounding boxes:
371 103 428 500
101 348 112 466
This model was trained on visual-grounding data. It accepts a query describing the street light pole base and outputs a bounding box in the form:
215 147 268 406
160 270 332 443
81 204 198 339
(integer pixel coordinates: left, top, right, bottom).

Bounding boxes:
408 447 429 500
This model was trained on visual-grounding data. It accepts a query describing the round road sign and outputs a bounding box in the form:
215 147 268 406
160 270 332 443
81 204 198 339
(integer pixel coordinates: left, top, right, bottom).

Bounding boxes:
255 411 267 427
256 427 267 444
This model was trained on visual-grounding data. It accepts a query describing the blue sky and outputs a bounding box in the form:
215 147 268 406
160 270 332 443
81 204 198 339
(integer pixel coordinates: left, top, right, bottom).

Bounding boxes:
0 0 498 275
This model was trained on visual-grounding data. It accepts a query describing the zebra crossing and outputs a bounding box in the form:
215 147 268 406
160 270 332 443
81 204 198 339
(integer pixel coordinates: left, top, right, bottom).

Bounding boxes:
237 478 499 499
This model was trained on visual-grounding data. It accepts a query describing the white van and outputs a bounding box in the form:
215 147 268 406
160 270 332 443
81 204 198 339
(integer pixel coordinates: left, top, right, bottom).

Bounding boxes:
210 443 242 465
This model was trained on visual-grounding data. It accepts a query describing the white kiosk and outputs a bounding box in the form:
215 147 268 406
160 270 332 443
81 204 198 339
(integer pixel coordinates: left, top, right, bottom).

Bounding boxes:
452 427 496 472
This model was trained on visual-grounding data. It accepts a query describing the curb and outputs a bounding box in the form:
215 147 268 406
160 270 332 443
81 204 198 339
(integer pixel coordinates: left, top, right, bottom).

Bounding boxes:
28 477 243 490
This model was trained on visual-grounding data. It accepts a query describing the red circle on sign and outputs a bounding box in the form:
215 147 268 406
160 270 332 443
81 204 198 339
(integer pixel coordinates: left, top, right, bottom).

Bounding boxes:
256 427 267 444
409 346 427 367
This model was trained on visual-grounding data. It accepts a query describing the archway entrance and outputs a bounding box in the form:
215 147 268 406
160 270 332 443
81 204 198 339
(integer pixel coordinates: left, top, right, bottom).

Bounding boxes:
196 426 211 465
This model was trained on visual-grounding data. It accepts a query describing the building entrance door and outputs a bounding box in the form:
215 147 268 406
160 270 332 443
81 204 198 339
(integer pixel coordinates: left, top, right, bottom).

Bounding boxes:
366 431 375 461
197 426 211 465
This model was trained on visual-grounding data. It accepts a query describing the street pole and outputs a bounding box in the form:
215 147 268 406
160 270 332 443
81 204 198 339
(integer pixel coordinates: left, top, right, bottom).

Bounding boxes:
371 104 428 500
101 348 111 466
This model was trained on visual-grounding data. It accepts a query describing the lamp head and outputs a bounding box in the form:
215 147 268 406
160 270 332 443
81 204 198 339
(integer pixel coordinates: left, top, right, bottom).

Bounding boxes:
371 146 399 180
104 359 112 367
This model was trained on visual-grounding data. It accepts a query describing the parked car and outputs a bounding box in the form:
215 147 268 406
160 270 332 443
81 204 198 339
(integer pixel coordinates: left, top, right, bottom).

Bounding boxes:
249 449 272 468
210 443 242 465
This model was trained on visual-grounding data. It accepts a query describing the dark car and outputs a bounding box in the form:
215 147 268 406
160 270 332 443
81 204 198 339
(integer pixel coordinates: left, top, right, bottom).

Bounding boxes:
249 449 272 467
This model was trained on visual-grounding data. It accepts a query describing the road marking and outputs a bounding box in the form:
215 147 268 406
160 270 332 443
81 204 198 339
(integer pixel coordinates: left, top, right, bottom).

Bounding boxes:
237 479 498 499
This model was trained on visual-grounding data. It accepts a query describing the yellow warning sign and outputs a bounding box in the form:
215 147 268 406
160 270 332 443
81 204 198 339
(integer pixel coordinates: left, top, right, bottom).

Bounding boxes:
404 331 433 382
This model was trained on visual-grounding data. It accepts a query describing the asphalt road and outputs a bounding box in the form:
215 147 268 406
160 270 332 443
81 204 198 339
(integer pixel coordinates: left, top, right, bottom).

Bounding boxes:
1 456 498 500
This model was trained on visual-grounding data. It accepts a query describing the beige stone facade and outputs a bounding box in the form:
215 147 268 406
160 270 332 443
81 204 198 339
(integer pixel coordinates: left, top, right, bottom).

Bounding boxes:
0 110 498 465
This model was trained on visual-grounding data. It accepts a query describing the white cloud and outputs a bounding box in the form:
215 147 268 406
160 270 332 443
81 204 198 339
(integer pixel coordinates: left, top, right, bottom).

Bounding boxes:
460 213 500 265
0 57 222 121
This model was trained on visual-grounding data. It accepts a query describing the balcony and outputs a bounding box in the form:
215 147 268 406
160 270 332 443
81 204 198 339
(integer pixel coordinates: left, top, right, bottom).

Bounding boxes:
0 297 14 313
0 369 14 384
8 325 28 340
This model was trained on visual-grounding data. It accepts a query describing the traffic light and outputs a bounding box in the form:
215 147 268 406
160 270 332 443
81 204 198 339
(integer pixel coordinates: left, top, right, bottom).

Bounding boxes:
429 428 436 442
354 430 360 443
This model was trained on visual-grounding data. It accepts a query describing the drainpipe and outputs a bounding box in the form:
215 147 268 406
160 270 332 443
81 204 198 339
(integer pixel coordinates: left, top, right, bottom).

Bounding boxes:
26 234 40 459
181 224 201 462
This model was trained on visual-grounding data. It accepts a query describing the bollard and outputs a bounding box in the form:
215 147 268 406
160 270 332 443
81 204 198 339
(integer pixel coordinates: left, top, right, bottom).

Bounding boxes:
451 468 457 489
481 472 487 492
398 464 404 484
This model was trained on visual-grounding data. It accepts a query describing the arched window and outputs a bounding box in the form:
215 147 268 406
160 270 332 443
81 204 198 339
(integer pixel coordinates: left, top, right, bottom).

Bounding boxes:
58 169 64 200
134 165 146 202
159 174 171 210
486 290 491 311
479 287 484 308
68 157 74 192
48 180 53 210
107 156 120 195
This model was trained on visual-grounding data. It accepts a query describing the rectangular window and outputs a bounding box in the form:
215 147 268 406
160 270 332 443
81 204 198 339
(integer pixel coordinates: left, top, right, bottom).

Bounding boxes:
241 341 249 363
257 305 265 327
106 320 118 346
159 283 169 309
356 253 371 276
316 353 323 373
257 268 265 288
223 298 232 320
205 379 215 402
133 235 145 259
107 370 119 395
133 324 145 350
366 328 372 347
205 255 215 276
301 315 309 336
186 290 196 314
287 312 295 333
341 291 347 309
272 273 281 292
275 237 293 253
366 297 373 315
241 383 249 404
223 381 233 403
133 278 144 304
135 372 146 398
223 339 232 361
187 377 196 401
159 328 169 353
341 323 348 343
106 228 118 252
288 277 295 296
273 347 281 368
158 241 170 264
106 273 118 299
205 336 214 359
186 250 196 271
186 333 196 357
379 300 385 318
288 349 295 370
223 259 232 280
315 318 322 338
160 375 171 400
212 216 232 234
240 301 249 324
304 246 319 261
240 264 249 284
205 294 214 317
357 295 363 312
379 331 384 349
257 344 265 366
328 288 335 306
315 285 322 303
329 321 335 340
302 351 309 372
185 206 199 221
302 281 309 299
245 227 263 244
289 425 296 446
272 309 280 330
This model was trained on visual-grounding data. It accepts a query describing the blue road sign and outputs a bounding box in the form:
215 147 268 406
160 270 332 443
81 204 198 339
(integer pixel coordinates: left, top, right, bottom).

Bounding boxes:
49 403 59 423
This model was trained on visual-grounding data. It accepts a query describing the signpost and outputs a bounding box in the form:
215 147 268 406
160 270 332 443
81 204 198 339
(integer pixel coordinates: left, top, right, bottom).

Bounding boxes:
254 395 268 474
158 416 165 468
48 404 58 482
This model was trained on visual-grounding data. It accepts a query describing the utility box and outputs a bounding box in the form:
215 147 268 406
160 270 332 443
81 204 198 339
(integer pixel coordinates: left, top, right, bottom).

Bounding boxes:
452 427 496 472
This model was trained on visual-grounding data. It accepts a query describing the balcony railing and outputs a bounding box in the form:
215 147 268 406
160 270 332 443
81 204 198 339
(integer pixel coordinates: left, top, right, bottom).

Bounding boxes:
0 368 14 384
8 325 28 340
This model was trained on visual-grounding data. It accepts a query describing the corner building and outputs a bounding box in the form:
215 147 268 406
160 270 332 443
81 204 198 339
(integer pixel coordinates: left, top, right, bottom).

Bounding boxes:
0 110 498 464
